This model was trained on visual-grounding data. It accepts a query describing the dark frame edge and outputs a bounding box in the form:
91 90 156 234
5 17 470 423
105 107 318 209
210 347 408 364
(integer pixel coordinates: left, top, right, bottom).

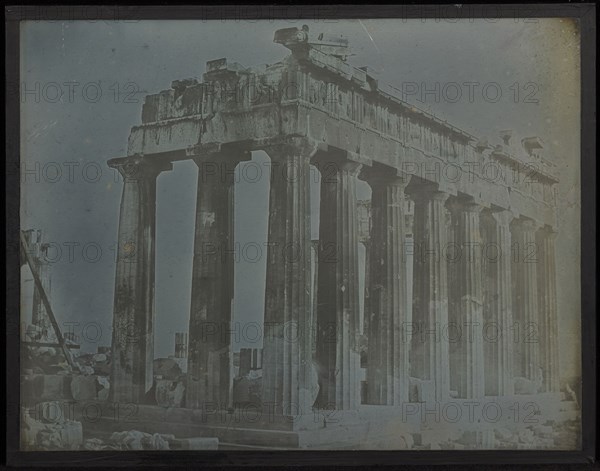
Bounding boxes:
4 2 597 467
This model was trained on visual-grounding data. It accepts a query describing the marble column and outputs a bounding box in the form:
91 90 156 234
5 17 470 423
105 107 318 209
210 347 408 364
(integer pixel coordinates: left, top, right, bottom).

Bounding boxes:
511 218 540 383
362 240 371 340
108 155 171 403
448 199 484 399
315 157 361 411
262 141 312 416
364 169 410 405
186 152 246 409
482 210 515 396
409 185 450 402
536 226 560 392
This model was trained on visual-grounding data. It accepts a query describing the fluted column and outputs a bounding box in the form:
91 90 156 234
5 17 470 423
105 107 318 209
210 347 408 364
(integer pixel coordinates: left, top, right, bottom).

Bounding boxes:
108 155 172 403
262 141 312 415
363 240 371 340
511 218 540 383
409 185 450 402
536 226 560 392
482 210 515 396
364 169 410 405
186 152 247 409
315 157 361 410
448 199 484 399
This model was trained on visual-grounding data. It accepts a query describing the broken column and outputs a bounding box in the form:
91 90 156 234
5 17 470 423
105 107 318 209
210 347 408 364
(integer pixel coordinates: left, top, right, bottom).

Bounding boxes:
262 139 313 415
314 152 361 411
448 198 485 399
361 166 410 405
108 155 172 403
186 150 248 409
409 184 450 402
536 225 560 393
511 218 540 384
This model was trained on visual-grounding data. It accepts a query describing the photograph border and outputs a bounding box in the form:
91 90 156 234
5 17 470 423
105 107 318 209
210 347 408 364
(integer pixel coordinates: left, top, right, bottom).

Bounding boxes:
5 3 596 467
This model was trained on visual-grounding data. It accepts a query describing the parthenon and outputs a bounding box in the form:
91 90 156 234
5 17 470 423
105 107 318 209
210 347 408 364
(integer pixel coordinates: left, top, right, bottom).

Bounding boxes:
106 25 561 429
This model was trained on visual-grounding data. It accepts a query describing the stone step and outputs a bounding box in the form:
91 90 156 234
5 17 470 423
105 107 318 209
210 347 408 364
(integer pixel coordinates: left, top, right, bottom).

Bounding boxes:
79 411 371 449
82 417 302 447
219 442 289 450
74 403 328 432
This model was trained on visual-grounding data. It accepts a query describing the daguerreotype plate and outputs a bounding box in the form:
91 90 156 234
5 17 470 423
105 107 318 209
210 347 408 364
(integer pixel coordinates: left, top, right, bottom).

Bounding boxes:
5 4 596 467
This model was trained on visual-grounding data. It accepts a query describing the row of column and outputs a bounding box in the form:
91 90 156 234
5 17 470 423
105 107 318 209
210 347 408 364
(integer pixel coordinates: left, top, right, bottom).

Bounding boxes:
108 146 560 410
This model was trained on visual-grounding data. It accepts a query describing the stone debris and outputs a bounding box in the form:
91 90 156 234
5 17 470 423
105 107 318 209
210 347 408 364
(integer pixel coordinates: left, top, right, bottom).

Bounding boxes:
110 430 173 450
97 376 110 401
74 349 111 376
153 357 184 381
21 407 82 451
104 431 219 450
155 379 185 408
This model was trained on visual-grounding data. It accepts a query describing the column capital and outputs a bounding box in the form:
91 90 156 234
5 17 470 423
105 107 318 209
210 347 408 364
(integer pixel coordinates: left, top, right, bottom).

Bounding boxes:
359 163 410 188
408 183 450 204
490 209 515 228
191 149 251 166
263 136 319 162
537 224 559 238
512 217 541 233
108 154 172 180
446 197 484 214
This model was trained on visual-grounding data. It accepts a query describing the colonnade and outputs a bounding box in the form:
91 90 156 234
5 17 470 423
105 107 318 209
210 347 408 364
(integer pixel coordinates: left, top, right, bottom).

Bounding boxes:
108 142 560 411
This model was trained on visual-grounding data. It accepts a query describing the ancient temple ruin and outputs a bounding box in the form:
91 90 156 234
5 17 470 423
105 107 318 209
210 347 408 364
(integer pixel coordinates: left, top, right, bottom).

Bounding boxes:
106 26 562 442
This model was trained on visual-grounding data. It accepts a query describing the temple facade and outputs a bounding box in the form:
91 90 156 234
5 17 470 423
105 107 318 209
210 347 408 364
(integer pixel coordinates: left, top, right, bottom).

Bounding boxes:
107 26 560 414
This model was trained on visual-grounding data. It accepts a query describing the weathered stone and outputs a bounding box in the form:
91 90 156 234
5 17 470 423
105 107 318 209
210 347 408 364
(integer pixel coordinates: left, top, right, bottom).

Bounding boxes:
37 401 67 424
494 427 513 441
108 156 172 403
186 154 241 410
315 155 361 410
362 167 410 405
409 185 450 402
22 408 83 450
93 353 107 363
153 358 183 380
262 141 313 415
155 379 185 408
168 437 219 450
70 375 98 401
448 199 485 399
32 374 72 401
511 218 541 382
110 430 173 450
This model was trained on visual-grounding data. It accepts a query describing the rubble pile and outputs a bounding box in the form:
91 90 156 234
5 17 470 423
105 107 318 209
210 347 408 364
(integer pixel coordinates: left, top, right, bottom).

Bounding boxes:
74 351 112 376
21 403 83 451
410 421 578 450
153 358 186 407
81 431 219 450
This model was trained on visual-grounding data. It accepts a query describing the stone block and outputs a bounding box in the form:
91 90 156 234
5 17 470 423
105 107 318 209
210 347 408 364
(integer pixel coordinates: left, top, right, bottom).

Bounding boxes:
70 375 98 401
32 374 72 401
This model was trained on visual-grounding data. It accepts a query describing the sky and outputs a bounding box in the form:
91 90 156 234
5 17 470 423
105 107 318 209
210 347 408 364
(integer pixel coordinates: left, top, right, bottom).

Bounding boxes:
19 18 580 377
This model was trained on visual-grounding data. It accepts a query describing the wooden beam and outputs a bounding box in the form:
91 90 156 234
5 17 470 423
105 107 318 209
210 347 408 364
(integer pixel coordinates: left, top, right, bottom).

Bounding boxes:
20 230 76 370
